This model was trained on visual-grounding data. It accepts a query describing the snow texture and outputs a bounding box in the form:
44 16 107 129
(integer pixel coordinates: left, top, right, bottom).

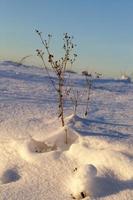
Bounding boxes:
0 61 133 200
70 164 97 199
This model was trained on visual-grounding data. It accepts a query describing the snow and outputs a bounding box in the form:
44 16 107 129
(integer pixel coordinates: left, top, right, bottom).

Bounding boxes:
120 74 131 82
70 164 97 199
0 61 133 199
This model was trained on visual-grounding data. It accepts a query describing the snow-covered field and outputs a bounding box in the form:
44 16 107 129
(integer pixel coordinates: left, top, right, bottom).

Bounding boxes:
0 61 133 200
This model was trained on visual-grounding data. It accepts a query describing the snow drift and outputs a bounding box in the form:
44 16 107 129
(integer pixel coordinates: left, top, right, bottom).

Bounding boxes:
0 61 132 200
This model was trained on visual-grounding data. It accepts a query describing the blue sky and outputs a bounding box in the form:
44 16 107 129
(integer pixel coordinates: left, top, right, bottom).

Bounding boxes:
0 0 133 76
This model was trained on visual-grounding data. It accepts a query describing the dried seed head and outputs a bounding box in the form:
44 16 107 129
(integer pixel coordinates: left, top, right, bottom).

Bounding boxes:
35 29 39 33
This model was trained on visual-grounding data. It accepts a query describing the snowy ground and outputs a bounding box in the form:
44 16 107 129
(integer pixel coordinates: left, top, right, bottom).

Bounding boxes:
0 61 133 200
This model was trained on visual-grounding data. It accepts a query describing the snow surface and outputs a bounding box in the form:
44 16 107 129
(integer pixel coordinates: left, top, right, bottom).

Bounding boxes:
0 61 133 200
70 164 97 199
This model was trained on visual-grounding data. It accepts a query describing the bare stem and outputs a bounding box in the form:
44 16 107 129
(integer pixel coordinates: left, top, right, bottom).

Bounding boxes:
35 30 77 144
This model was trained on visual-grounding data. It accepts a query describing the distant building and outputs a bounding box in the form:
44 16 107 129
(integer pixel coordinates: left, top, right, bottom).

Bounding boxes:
121 74 131 82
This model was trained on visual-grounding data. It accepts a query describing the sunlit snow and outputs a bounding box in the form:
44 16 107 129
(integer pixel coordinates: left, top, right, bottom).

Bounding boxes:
0 61 132 200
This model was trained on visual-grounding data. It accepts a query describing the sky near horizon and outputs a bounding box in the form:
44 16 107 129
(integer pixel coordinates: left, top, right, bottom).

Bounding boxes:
0 0 133 76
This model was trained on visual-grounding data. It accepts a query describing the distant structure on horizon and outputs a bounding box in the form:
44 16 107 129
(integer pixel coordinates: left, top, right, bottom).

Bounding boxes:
120 73 131 82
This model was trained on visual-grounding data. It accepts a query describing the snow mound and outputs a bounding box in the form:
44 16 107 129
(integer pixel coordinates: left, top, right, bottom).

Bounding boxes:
15 122 78 163
68 138 133 180
16 138 58 163
70 164 97 199
27 138 57 153
37 123 78 151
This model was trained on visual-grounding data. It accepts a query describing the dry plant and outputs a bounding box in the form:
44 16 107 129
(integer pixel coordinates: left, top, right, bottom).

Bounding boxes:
69 71 93 117
65 87 79 116
71 90 79 115
19 55 32 65
82 71 93 116
35 30 77 143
